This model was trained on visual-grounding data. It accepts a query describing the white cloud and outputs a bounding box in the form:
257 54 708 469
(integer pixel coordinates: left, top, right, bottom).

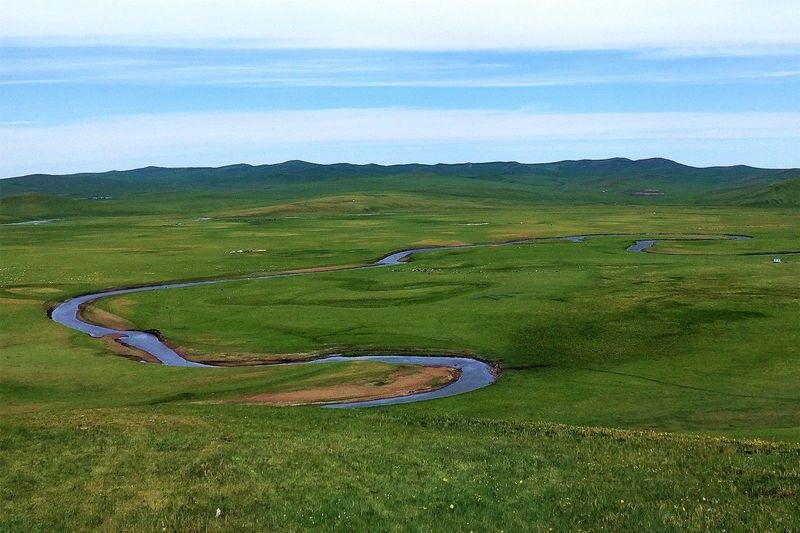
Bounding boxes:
2 48 797 88
2 0 799 52
2 109 798 176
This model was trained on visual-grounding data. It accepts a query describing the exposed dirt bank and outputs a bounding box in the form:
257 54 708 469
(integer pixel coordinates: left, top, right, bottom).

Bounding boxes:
236 365 460 406
101 334 161 364
78 303 135 330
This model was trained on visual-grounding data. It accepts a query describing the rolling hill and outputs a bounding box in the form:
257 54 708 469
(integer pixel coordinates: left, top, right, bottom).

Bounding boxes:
1 158 798 208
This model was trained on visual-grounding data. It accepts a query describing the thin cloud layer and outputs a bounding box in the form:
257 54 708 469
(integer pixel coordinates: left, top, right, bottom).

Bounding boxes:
3 48 799 88
3 1 799 53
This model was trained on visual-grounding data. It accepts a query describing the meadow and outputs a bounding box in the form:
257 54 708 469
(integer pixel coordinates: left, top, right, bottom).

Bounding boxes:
1 167 799 529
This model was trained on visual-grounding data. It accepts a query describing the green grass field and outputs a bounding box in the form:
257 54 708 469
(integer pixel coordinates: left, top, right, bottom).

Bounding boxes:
2 166 799 529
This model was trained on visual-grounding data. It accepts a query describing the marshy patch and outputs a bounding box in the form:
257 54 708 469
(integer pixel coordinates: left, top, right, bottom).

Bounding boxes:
227 249 268 255
2 218 60 226
5 286 63 296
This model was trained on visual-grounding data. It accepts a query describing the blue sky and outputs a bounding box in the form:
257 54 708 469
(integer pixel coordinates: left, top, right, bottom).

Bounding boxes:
1 1 799 176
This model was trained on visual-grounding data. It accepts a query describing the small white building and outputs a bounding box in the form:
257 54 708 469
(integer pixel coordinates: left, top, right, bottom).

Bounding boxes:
773 258 782 263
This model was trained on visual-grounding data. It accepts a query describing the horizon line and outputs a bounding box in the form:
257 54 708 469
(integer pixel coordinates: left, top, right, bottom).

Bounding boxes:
6 156 799 180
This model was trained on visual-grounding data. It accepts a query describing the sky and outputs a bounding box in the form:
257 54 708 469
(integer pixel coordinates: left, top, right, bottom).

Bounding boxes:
1 1 799 176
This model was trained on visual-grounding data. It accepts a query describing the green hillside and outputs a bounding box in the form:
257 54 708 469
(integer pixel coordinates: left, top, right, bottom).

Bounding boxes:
710 175 800 207
2 158 798 207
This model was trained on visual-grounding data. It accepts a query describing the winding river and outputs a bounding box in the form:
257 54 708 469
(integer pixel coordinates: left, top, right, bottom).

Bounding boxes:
50 233 750 407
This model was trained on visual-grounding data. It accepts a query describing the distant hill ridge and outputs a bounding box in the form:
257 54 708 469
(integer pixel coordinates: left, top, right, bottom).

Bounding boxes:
6 157 797 180
2 158 798 207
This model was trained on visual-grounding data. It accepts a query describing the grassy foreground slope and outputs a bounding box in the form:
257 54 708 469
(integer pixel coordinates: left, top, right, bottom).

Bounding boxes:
1 163 799 529
4 406 799 530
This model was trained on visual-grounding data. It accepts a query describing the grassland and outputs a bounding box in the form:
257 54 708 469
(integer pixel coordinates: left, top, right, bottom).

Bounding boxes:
1 168 799 529
90 236 800 438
